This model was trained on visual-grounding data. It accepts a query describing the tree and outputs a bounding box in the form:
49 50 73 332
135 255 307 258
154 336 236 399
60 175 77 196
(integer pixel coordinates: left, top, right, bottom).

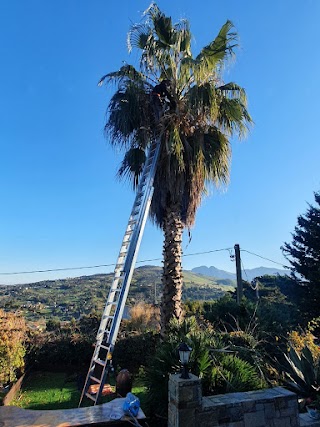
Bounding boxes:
282 192 320 319
0 309 27 385
99 4 252 334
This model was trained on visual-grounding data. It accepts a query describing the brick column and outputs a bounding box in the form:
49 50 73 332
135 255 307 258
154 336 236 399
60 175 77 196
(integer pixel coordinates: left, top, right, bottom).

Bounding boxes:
168 373 202 427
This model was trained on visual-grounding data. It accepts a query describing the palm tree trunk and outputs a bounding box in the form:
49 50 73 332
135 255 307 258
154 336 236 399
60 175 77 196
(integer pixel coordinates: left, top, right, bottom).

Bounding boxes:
160 204 184 336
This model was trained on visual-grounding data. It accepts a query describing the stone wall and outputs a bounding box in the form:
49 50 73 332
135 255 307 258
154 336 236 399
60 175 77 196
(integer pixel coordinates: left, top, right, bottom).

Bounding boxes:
168 373 300 427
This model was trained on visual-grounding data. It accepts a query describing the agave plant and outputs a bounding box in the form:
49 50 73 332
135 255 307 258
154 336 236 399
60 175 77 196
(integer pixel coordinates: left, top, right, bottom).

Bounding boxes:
282 345 320 398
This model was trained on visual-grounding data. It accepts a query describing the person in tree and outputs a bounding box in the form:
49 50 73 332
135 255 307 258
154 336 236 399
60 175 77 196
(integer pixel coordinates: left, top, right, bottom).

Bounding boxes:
151 79 176 119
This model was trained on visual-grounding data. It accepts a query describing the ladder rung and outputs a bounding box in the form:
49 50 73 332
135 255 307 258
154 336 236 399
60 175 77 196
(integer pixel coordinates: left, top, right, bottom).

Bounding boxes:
85 392 96 401
115 264 124 269
102 314 114 321
100 344 110 350
94 358 106 367
90 376 101 384
106 301 117 307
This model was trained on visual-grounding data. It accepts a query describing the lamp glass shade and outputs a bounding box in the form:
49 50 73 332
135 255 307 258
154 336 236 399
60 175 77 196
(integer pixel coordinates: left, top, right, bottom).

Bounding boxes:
178 342 192 364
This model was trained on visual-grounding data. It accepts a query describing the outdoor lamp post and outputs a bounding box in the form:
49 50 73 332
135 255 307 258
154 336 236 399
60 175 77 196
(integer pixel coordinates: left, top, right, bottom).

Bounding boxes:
178 342 192 379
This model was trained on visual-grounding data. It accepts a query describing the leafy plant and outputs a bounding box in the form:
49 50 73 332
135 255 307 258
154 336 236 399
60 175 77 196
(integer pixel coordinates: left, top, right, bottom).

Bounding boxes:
210 354 264 394
0 309 27 384
144 316 265 424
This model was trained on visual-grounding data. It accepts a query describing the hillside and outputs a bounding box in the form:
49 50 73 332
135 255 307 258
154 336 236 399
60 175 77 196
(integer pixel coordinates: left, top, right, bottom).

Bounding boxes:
0 266 234 322
192 265 288 282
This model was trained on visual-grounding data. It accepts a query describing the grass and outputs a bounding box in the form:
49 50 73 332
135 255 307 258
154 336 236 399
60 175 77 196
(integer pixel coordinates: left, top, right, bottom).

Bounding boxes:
10 372 80 410
9 371 148 411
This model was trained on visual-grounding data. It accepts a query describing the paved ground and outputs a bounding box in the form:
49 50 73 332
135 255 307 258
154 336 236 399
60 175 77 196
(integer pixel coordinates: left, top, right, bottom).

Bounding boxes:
300 413 320 427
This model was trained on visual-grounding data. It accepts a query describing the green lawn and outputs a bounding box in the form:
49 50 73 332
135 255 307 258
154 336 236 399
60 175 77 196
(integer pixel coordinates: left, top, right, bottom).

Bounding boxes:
9 371 147 410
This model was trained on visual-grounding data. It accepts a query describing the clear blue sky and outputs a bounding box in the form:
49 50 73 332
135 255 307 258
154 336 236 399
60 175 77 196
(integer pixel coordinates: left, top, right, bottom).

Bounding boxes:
1 0 319 285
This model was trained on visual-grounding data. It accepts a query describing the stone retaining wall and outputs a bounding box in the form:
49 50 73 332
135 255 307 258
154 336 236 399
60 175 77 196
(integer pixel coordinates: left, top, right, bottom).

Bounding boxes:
168 374 300 427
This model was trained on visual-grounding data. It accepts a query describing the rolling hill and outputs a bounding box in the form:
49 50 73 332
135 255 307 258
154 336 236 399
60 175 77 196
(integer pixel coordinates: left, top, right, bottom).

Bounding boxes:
0 266 234 322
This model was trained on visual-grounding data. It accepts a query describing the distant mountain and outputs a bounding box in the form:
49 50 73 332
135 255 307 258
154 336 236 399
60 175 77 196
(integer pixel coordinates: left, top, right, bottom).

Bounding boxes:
192 265 288 282
192 266 236 281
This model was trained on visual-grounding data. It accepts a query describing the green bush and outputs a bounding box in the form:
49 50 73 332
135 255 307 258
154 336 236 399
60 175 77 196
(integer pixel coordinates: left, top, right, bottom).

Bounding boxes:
113 332 159 374
203 295 254 330
144 317 267 425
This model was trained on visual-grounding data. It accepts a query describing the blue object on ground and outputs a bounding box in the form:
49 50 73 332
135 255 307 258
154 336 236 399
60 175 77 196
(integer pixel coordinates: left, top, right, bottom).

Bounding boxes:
123 392 140 417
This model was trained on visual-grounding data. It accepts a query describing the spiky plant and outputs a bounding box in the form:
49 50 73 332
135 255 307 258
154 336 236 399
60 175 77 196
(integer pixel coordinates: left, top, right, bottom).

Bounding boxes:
99 3 252 335
211 354 265 394
281 345 320 398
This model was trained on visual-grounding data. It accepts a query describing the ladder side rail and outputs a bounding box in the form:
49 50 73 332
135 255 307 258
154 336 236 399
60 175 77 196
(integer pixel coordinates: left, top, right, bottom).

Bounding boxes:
105 138 161 345
107 186 155 347
79 137 161 407
92 139 159 336
80 143 158 406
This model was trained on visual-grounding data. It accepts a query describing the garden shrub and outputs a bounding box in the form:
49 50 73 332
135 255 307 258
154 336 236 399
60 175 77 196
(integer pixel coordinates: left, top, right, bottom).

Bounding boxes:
122 302 160 333
0 310 27 384
113 332 159 374
144 317 267 424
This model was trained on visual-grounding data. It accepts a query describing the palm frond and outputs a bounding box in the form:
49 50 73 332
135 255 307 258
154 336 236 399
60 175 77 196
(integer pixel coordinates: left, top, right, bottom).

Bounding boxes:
105 81 152 147
174 19 192 56
216 82 247 104
153 13 174 45
197 20 237 66
193 20 237 84
187 82 218 119
203 128 231 186
117 147 146 188
216 97 252 138
127 23 151 53
98 64 150 88
143 2 161 21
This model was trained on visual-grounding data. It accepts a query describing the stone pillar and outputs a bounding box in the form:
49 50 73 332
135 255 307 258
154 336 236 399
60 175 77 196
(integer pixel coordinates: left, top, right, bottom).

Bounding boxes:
168 373 202 427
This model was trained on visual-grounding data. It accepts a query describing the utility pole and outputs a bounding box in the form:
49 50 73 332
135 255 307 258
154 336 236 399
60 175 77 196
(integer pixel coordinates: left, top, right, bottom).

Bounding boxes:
234 244 243 304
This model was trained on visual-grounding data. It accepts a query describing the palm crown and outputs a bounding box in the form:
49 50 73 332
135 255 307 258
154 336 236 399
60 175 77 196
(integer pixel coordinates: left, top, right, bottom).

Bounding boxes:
99 3 252 229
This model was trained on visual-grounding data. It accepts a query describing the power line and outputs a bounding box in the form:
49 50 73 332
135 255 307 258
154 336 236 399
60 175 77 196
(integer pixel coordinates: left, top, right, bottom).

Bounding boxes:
0 247 232 276
0 247 289 277
240 259 249 282
241 249 290 269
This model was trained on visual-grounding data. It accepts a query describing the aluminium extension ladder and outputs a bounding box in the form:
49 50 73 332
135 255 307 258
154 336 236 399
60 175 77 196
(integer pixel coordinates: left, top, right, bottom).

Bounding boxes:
79 137 161 406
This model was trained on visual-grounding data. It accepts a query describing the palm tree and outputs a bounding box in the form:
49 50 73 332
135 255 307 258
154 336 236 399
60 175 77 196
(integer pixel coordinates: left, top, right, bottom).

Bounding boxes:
99 3 252 335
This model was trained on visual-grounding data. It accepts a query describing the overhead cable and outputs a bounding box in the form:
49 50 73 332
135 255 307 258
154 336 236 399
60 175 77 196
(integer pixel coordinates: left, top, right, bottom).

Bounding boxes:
0 247 232 276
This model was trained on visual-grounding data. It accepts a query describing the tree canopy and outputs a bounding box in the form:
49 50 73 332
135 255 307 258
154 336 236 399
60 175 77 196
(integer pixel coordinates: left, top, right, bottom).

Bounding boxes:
282 192 320 319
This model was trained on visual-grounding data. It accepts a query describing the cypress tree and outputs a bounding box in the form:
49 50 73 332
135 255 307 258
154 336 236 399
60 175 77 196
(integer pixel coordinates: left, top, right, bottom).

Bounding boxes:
282 192 320 318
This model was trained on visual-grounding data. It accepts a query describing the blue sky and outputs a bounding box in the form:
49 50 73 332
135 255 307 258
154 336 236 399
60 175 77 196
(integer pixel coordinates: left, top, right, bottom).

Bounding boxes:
1 0 319 284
